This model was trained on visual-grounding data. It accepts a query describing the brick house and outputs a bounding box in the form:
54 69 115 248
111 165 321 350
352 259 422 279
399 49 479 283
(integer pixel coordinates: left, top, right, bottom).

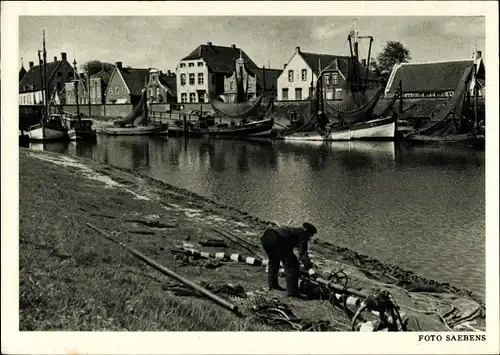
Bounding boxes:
19 52 75 105
146 68 177 104
277 46 379 101
177 42 263 104
66 68 112 105
105 62 149 105
222 52 281 103
384 51 485 99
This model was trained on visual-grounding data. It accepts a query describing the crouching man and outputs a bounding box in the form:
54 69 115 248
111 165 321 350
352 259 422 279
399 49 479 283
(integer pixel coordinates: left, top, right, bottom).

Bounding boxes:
260 222 317 297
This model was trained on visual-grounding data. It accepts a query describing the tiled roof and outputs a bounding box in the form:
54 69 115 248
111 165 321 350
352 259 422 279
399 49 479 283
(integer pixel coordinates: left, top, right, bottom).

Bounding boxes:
181 44 259 73
19 66 27 82
119 67 150 96
252 68 282 90
386 60 475 94
159 73 177 96
297 51 378 81
19 60 62 92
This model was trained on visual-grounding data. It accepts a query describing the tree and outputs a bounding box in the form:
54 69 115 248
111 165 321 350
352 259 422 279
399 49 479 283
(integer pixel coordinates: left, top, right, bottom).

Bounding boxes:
81 60 115 77
375 41 411 82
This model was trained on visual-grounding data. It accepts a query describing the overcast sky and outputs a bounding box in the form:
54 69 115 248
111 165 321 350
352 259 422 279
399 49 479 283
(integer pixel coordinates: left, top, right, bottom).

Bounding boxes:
19 16 485 72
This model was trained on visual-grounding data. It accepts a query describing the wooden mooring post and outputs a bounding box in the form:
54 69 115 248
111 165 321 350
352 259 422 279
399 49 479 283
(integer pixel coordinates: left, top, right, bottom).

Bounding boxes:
183 114 188 136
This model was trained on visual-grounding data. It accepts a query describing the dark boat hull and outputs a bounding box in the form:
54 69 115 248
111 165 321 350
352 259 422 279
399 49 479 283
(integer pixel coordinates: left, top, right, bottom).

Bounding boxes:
407 132 485 146
207 118 274 138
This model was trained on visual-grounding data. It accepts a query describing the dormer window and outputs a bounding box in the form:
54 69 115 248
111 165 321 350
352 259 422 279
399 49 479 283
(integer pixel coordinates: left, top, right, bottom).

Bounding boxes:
197 62 203 67
189 63 195 67
180 63 186 68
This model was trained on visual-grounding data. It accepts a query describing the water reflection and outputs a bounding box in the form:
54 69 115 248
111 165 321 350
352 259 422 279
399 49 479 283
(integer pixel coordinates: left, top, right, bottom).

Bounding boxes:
24 135 485 294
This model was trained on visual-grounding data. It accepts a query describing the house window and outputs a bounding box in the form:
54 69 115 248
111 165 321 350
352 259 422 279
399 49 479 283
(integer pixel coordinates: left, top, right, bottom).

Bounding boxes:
324 74 331 86
189 73 195 85
115 87 120 94
122 88 127 94
91 88 95 96
229 81 234 91
150 88 154 97
189 63 195 67
181 93 187 103
295 88 302 100
198 92 205 103
288 70 294 82
301 69 307 81
197 73 204 85
189 93 196 102
282 88 289 100
180 63 186 68
197 62 203 67
332 73 338 85
97 87 101 94
404 93 413 98
180 74 186 86
156 88 160 97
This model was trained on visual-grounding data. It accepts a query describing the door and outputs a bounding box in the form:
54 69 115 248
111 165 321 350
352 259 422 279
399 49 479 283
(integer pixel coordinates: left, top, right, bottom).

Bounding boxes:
295 88 302 100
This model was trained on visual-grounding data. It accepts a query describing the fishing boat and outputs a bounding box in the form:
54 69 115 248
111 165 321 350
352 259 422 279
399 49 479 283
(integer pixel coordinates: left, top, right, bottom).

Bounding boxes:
404 61 485 146
102 87 167 136
282 22 396 142
208 51 275 138
27 31 68 142
62 59 97 141
205 117 275 138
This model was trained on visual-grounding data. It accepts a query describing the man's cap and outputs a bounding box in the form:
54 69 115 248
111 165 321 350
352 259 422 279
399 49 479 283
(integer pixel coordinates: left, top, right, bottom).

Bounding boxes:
302 222 317 235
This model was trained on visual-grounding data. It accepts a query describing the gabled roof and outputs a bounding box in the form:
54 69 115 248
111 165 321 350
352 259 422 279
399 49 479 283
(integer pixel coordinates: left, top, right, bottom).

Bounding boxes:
252 68 282 90
159 73 177 96
386 60 475 94
292 50 378 81
181 44 259 73
19 66 27 82
19 60 63 92
118 67 150 96
91 69 112 91
299 52 350 76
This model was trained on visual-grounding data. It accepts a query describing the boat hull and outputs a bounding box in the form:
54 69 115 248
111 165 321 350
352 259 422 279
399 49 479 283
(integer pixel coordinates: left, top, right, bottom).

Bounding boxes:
27 124 67 142
330 117 396 141
68 128 97 141
102 124 167 136
282 117 396 142
407 132 485 145
208 119 274 138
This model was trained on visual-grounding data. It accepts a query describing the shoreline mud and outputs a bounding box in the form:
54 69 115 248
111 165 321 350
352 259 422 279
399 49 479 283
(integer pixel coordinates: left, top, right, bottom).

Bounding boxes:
18 147 485 331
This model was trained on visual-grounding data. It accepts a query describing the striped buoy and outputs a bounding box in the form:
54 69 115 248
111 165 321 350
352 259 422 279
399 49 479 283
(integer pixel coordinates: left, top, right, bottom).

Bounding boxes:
182 244 271 266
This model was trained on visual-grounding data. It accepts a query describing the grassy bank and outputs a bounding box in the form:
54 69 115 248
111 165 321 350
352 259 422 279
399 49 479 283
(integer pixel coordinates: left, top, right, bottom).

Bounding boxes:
19 148 484 331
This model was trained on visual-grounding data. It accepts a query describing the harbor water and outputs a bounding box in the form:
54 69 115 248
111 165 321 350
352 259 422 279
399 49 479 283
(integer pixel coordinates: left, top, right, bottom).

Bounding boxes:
25 136 486 296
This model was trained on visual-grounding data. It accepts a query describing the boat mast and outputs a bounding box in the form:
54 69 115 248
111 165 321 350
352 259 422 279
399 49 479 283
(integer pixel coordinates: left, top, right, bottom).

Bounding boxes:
87 70 91 117
473 64 479 131
73 59 81 122
42 30 49 121
37 50 44 124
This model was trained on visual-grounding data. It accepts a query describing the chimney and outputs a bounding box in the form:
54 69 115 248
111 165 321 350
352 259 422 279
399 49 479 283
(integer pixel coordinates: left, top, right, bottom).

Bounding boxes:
29 61 34 69
231 44 236 49
167 70 171 75
295 46 301 54
61 52 67 61
476 51 482 60
115 61 123 70
362 59 367 67
207 41 212 47
54 56 57 62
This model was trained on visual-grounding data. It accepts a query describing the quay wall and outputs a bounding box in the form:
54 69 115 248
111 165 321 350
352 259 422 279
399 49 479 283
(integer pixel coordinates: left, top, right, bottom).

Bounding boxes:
53 96 481 120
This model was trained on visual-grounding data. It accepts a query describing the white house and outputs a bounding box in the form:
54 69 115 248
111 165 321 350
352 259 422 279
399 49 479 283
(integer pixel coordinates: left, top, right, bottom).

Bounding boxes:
276 47 365 101
176 42 260 104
